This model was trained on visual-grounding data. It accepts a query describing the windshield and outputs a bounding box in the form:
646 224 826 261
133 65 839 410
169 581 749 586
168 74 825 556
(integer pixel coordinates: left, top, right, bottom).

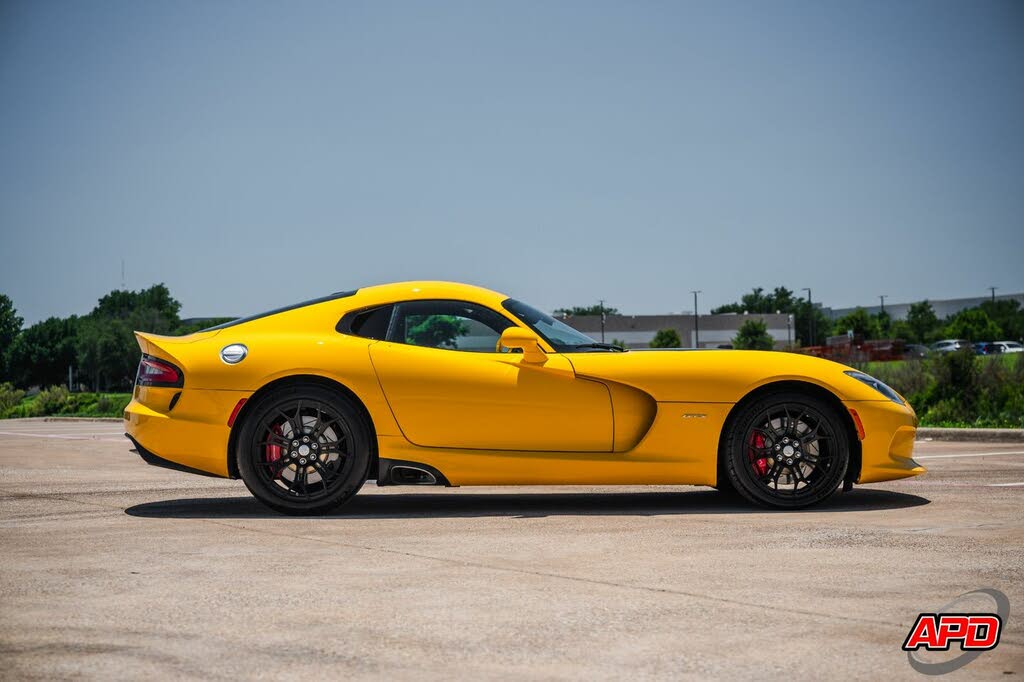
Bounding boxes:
501 299 600 352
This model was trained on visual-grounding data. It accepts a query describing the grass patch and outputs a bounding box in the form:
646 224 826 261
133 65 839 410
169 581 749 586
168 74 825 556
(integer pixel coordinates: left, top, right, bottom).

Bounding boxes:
0 385 130 419
852 351 1024 428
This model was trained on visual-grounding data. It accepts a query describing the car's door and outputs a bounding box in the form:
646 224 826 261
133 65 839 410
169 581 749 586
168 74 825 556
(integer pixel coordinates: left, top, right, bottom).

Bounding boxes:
367 299 613 452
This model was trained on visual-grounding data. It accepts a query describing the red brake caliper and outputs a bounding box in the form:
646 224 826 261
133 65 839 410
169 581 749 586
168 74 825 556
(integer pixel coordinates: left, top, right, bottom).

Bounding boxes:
749 431 769 477
266 423 283 478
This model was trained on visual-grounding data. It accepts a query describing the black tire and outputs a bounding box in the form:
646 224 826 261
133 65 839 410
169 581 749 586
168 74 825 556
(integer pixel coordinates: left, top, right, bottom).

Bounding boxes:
722 391 849 509
236 385 372 515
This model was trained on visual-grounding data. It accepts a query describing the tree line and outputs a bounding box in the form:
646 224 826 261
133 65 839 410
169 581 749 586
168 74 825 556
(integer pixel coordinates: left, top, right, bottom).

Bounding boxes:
0 287 231 391
830 299 1023 345
711 286 1023 346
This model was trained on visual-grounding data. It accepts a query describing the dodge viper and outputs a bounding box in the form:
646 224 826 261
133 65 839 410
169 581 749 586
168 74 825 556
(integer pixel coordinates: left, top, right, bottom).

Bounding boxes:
124 281 924 514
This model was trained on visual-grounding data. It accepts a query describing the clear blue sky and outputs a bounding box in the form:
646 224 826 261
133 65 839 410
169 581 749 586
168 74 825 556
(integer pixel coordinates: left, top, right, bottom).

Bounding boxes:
1 0 1022 324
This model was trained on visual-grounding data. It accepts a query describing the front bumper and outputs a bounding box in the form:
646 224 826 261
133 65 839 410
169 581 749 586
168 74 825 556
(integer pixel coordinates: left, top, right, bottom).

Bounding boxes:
844 398 925 484
124 387 252 478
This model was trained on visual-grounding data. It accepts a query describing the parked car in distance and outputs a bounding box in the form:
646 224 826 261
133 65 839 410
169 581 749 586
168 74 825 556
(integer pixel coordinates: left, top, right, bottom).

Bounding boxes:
973 341 998 355
930 339 970 353
994 341 1023 353
903 343 928 359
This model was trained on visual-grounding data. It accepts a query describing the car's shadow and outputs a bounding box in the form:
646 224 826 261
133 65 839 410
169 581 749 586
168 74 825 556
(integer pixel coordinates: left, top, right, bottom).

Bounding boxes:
124 488 929 519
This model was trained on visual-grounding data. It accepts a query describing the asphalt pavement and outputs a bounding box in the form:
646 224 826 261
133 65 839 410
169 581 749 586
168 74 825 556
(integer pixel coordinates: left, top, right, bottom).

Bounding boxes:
0 419 1022 680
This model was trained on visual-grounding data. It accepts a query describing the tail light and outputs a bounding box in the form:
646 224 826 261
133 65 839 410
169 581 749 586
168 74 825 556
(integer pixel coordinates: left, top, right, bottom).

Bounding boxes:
136 354 184 388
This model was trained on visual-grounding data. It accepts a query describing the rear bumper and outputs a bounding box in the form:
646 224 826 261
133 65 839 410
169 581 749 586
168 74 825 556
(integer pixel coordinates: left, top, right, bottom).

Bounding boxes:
845 399 926 484
125 433 224 478
124 387 251 478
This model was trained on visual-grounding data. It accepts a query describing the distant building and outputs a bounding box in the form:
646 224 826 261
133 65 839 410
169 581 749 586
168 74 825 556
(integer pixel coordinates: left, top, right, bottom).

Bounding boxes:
561 312 792 349
827 292 1024 321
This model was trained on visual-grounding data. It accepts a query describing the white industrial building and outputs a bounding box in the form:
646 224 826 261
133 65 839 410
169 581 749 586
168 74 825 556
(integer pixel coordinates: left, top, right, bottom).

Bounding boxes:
562 312 792 349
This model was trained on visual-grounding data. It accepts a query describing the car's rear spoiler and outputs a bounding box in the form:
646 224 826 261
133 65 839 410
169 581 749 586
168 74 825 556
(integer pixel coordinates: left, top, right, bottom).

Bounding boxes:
134 329 219 356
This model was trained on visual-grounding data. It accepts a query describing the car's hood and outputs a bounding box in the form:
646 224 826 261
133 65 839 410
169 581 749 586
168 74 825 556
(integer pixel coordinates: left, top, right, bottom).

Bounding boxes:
565 349 876 403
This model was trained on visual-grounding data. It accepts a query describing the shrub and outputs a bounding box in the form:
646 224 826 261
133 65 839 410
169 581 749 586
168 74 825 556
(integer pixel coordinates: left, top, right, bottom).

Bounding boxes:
650 328 681 348
0 382 26 417
60 392 98 415
96 395 113 413
732 319 774 350
856 352 1023 428
30 385 70 417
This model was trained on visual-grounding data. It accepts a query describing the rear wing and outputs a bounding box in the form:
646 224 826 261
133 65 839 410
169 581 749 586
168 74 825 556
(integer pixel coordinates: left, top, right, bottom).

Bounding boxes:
134 329 220 356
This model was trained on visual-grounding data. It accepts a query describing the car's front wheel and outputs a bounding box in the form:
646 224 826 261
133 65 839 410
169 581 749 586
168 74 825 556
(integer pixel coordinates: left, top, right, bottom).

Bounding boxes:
237 385 371 515
722 391 849 509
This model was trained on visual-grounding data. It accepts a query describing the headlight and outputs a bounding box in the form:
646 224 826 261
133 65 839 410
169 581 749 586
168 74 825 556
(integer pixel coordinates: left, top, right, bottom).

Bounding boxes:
844 370 904 405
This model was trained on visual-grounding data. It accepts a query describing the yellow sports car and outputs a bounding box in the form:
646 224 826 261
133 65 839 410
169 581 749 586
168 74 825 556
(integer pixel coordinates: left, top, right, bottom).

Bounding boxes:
124 281 923 514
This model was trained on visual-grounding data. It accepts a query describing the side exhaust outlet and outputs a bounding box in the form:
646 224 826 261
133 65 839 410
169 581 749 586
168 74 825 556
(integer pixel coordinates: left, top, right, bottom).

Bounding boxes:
376 459 451 487
390 466 437 485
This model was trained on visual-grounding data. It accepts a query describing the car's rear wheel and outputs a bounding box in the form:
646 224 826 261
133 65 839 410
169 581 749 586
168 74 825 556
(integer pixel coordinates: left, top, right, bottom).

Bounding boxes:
722 391 849 509
237 385 371 515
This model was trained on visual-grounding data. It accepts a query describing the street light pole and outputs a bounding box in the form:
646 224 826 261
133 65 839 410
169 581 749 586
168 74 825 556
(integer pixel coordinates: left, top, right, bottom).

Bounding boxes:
599 299 606 343
802 288 813 346
691 290 701 348
988 287 997 304
879 295 886 314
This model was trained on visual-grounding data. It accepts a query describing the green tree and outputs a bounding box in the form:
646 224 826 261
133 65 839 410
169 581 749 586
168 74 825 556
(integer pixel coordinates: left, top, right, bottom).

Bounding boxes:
554 304 619 316
650 328 681 348
405 315 469 349
712 286 830 345
732 319 774 350
905 301 940 344
610 338 628 349
5 316 79 388
931 347 981 415
75 284 185 390
943 308 1002 342
832 307 879 339
710 286 798 315
889 319 915 342
874 310 891 338
0 294 23 378
75 316 129 391
979 299 1024 341
91 284 181 325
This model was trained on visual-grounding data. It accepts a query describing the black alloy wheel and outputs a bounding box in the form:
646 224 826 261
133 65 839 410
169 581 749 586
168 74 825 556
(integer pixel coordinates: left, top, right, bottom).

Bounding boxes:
237 385 371 515
722 391 849 509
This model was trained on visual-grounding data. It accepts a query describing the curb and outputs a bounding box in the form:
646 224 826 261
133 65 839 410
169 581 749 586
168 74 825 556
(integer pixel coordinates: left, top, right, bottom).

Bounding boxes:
916 427 1024 443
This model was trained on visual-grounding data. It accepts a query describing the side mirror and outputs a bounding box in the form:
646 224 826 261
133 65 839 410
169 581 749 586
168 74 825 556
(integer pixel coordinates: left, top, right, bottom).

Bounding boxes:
498 327 547 364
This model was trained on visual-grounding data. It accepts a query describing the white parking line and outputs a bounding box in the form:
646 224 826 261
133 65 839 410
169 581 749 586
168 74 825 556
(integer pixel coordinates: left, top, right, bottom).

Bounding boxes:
987 482 1024 487
915 451 1024 460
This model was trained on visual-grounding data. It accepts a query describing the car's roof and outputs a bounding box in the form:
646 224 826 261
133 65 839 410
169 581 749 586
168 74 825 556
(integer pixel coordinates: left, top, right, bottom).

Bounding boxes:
349 280 509 308
201 281 512 333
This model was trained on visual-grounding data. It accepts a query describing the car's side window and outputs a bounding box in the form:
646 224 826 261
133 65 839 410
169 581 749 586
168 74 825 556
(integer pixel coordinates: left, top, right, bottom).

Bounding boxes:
389 300 515 352
342 304 394 340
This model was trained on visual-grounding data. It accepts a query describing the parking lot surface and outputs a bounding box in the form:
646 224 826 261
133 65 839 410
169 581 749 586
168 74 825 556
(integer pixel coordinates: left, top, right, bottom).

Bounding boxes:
1 419 1022 680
